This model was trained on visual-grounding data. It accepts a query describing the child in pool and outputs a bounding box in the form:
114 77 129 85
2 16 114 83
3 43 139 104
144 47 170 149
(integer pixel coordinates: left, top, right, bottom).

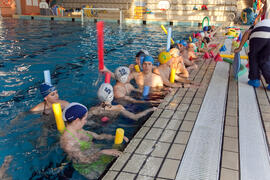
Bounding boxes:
129 50 150 73
113 66 160 104
88 83 156 121
30 83 69 115
60 103 128 179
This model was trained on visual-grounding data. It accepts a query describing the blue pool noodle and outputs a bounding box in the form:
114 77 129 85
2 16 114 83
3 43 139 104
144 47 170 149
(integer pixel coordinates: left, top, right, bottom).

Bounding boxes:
167 27 172 52
44 70 52 85
143 86 150 97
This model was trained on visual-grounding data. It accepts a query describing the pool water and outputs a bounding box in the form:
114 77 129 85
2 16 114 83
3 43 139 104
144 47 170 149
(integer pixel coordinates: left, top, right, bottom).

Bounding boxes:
0 18 199 179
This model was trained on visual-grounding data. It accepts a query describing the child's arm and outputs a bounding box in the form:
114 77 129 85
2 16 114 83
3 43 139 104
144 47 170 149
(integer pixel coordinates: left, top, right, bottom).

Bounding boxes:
120 107 156 121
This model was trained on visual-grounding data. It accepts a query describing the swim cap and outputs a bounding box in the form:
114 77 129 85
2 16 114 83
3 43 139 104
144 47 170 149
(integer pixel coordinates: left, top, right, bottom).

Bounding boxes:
62 102 88 122
115 66 130 83
158 51 171 64
200 32 205 38
40 83 56 98
140 49 150 56
203 26 208 32
143 56 154 64
97 83 114 103
135 50 149 58
179 40 187 47
169 48 180 58
192 38 198 43
195 33 201 38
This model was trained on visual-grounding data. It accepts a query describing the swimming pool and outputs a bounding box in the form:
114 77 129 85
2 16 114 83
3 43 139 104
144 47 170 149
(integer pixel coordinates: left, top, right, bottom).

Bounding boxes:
0 18 199 179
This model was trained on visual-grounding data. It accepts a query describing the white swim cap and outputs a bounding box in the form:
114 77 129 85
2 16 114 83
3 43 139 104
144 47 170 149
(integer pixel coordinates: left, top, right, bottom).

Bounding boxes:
200 32 205 38
141 49 150 56
97 83 114 103
115 66 130 83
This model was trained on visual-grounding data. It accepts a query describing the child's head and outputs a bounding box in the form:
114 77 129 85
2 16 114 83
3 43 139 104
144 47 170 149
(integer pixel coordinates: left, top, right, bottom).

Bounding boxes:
115 66 130 83
142 56 154 73
40 83 58 102
98 83 114 104
169 48 180 58
203 37 210 44
135 50 149 65
63 102 88 127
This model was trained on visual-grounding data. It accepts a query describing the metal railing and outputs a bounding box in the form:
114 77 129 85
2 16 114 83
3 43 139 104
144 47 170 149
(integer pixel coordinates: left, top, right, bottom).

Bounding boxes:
81 8 123 24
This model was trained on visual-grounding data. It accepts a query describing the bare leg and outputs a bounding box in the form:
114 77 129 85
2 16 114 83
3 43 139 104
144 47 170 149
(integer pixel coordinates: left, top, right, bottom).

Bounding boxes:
0 156 13 180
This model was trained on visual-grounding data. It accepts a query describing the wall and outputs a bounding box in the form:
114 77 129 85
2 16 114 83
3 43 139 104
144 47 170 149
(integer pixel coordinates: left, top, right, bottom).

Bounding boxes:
0 0 16 17
20 0 40 15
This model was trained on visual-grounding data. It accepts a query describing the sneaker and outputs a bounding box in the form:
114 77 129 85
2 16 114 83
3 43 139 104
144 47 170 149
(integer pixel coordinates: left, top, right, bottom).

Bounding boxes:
248 79 260 88
267 84 270 90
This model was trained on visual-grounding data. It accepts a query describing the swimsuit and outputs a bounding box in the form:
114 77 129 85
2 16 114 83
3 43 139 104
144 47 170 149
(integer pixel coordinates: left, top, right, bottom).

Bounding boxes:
65 129 114 178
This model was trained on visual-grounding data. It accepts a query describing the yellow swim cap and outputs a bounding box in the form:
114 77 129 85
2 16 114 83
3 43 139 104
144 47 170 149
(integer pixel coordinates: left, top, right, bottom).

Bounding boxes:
158 51 171 64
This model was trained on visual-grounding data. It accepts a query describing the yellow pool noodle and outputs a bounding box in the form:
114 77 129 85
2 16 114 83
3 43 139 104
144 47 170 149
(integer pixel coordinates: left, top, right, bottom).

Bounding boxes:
170 68 176 83
114 128 124 144
189 36 192 42
52 103 65 134
220 54 248 60
134 64 141 72
161 25 175 44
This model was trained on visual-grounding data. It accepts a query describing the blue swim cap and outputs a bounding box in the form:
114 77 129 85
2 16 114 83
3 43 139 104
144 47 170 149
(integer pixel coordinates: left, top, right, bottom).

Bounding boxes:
179 40 187 47
143 56 154 64
40 83 56 98
140 56 145 66
62 102 88 122
203 26 208 32
192 38 199 43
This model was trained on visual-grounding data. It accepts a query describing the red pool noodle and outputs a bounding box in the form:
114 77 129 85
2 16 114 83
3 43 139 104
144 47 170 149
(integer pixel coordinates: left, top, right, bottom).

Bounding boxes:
104 72 111 83
97 21 104 71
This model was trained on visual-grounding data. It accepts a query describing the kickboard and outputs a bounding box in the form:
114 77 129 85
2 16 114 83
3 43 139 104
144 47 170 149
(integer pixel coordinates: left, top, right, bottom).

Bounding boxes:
233 52 241 79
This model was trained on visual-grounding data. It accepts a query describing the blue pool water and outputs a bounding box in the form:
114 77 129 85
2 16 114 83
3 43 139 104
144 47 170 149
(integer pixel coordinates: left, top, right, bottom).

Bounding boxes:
0 18 199 179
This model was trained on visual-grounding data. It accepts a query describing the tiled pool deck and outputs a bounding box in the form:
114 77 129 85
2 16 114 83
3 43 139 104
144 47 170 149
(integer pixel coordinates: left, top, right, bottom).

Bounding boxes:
102 56 270 179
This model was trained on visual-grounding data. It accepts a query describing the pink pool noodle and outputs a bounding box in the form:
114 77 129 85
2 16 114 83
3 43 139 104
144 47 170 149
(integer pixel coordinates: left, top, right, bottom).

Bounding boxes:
104 72 111 83
97 21 104 71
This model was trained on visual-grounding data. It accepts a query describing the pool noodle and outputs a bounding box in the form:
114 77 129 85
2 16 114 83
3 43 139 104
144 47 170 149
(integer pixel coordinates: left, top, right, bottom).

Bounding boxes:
114 128 124 144
44 70 51 85
134 64 141 72
170 68 176 83
104 72 111 83
220 54 248 60
161 25 175 44
142 86 150 97
52 103 65 134
97 21 104 71
166 27 172 52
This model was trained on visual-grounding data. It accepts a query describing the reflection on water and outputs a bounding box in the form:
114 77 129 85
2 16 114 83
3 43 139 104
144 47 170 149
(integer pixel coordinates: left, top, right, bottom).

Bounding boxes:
0 18 199 179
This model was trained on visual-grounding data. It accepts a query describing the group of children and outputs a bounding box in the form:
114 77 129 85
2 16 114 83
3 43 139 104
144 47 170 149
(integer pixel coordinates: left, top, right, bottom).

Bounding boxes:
0 25 223 179
28 26 225 179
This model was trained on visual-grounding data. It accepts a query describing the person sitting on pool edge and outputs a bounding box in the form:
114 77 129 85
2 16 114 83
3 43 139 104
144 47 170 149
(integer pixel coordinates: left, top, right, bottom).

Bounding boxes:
87 83 156 122
30 83 69 115
60 103 128 179
128 56 164 91
153 50 200 88
171 43 198 71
